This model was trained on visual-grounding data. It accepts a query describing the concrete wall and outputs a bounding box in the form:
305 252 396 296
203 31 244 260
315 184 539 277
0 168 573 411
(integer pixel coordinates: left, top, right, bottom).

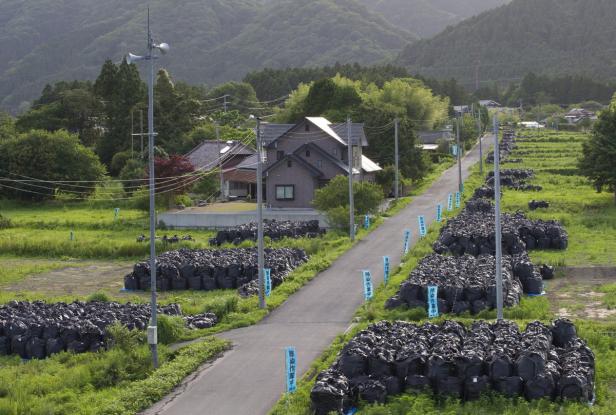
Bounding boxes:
158 210 329 229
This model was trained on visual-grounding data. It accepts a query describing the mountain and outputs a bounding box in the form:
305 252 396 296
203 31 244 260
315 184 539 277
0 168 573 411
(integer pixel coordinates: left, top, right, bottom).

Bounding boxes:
0 0 414 113
396 0 616 88
358 0 511 38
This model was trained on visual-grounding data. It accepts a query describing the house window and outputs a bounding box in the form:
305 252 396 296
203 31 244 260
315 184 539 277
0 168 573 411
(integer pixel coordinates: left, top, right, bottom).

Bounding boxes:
287 160 293 168
317 160 323 168
306 150 311 157
277 150 284 161
276 185 294 201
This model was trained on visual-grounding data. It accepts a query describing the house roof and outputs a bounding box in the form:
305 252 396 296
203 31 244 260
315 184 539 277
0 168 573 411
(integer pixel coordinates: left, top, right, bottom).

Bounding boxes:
223 169 256 184
262 117 368 148
418 131 453 145
361 155 382 173
234 154 258 171
186 140 255 170
293 142 350 174
479 100 501 107
263 154 323 178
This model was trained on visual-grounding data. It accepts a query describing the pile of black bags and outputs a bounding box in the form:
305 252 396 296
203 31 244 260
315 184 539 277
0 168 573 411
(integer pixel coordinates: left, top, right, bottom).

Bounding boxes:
529 200 550 210
433 208 568 256
486 169 543 192
486 130 517 164
124 247 309 295
0 300 217 359
385 252 547 314
310 319 594 414
209 220 325 246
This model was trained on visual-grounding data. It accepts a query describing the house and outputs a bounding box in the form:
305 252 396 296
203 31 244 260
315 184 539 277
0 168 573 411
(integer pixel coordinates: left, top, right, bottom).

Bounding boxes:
262 117 382 209
479 100 501 108
186 140 256 199
519 121 545 129
417 130 453 151
564 108 597 124
453 105 471 117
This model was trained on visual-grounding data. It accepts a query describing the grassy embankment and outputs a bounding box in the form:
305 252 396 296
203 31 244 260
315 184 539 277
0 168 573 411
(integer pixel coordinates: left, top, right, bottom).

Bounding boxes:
270 130 616 415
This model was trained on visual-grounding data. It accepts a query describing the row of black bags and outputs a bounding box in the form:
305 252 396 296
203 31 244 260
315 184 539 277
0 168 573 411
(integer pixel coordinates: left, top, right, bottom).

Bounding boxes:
209 220 325 246
0 300 216 359
311 319 594 414
124 247 308 296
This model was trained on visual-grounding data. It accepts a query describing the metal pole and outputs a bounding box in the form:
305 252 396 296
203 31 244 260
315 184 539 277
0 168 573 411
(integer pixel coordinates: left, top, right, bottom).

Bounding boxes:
493 115 503 320
216 123 224 200
140 109 144 158
394 118 399 200
131 109 134 159
347 116 355 241
256 118 266 309
456 117 462 193
146 14 159 368
223 95 228 113
477 106 483 174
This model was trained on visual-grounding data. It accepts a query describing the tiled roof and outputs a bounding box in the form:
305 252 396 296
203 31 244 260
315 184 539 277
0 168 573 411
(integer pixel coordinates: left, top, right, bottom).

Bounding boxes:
186 140 255 170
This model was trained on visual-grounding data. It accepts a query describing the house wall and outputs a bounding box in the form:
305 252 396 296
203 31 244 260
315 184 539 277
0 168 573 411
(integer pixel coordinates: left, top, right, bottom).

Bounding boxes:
265 161 316 209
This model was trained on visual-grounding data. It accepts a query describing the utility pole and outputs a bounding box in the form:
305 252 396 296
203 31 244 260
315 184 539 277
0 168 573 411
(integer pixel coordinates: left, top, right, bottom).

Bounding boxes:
456 117 463 193
477 106 483 174
130 109 134 158
140 109 144 158
347 116 355 241
493 115 503 320
255 117 266 309
475 59 481 92
215 123 224 200
223 94 228 113
394 118 399 200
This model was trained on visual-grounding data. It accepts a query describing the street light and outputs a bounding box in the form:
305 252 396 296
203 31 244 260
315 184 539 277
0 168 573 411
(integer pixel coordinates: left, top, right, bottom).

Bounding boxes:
126 10 169 369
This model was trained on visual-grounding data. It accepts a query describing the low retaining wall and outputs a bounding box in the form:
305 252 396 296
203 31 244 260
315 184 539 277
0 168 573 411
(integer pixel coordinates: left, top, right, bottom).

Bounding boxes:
158 210 329 229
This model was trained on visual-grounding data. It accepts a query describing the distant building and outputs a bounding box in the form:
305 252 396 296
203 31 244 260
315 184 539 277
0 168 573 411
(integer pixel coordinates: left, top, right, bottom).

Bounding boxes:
564 108 598 124
453 105 471 116
479 100 502 108
519 121 545 129
262 117 381 209
417 130 453 151
186 140 256 199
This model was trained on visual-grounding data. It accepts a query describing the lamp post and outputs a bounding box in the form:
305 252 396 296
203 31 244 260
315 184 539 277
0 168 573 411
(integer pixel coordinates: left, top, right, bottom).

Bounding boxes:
126 11 169 368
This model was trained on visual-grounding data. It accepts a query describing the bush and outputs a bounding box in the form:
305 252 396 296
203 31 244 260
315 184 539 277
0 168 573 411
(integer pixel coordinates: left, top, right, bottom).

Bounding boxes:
157 315 185 344
87 291 111 302
0 214 12 229
326 205 352 231
314 175 384 215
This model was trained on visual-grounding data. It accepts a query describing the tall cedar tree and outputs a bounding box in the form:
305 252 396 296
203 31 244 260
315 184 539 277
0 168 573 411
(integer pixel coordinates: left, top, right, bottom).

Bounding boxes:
579 100 616 204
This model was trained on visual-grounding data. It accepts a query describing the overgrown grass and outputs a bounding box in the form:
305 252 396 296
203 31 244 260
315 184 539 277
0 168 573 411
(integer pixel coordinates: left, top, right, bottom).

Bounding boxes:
269 130 616 414
0 326 229 415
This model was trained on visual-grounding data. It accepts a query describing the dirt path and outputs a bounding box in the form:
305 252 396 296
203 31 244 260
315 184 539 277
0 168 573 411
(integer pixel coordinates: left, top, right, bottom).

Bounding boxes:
6 262 133 295
548 266 616 320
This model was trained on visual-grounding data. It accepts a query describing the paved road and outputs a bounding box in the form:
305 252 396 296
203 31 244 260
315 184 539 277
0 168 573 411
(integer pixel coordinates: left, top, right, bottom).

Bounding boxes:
144 135 492 415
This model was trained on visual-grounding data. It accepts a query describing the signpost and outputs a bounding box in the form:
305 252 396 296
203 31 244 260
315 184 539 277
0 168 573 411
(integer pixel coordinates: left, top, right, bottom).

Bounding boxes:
114 207 120 221
418 216 427 238
455 191 461 208
362 270 374 301
285 347 297 393
447 193 453 211
436 204 443 223
427 285 439 318
264 268 271 297
403 229 411 254
383 256 390 285
364 215 370 229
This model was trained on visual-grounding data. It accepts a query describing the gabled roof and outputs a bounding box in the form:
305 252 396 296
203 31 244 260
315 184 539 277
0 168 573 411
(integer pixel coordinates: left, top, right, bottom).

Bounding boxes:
418 130 453 144
361 155 382 173
186 140 255 170
234 154 258 171
292 142 350 174
263 154 323 178
263 117 368 148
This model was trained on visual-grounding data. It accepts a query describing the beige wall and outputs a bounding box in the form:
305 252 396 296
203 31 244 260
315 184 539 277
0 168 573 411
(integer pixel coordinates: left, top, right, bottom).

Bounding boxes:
265 160 316 209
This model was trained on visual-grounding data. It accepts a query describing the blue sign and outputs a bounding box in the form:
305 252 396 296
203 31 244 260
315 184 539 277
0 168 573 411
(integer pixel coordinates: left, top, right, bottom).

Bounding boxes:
436 204 443 223
364 215 370 229
455 192 461 208
403 229 411 254
285 347 297 393
451 145 458 156
362 270 374 300
264 268 271 297
346 409 358 415
418 215 427 238
427 285 439 318
447 193 453 211
114 207 120 220
383 256 391 285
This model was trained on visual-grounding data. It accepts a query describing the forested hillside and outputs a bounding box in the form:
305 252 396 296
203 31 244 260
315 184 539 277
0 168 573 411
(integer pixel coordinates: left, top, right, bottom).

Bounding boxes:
397 0 616 87
0 0 413 113
358 0 510 37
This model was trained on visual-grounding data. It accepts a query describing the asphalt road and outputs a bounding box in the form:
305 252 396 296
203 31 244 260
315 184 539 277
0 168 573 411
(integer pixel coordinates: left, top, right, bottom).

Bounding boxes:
144 134 492 415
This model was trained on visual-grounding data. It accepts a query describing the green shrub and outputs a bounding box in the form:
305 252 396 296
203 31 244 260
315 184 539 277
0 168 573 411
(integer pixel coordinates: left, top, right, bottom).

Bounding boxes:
86 292 111 303
107 322 144 352
0 214 11 229
157 315 185 345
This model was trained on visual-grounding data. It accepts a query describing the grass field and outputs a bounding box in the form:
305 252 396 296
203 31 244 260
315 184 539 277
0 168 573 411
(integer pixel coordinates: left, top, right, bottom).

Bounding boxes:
270 130 616 415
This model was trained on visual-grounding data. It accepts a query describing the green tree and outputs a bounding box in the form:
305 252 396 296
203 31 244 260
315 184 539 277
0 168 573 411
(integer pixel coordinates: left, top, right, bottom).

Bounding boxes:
579 99 616 204
0 130 106 200
0 112 15 141
314 175 383 215
119 158 146 196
